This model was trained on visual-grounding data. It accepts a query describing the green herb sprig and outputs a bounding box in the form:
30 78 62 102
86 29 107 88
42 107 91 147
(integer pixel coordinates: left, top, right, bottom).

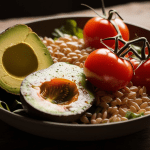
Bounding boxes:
125 111 144 119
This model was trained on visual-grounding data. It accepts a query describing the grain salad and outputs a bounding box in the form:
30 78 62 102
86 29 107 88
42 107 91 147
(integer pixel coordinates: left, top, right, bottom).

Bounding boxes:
41 34 150 124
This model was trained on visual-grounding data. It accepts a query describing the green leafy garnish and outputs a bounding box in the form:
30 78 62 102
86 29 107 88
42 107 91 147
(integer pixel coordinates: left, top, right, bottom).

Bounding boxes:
0 99 23 112
0 100 10 111
52 19 83 39
130 45 142 54
125 111 144 119
11 99 23 111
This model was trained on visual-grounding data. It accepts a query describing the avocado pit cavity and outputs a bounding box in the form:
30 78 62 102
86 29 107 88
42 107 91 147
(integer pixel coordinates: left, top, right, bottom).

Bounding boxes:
40 78 79 105
2 43 38 78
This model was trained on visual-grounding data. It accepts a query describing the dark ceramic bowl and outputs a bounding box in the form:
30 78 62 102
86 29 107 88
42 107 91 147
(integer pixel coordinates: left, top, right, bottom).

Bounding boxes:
0 16 150 141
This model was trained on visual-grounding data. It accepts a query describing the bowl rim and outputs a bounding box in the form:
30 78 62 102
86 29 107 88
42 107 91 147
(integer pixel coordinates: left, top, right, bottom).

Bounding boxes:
25 14 150 32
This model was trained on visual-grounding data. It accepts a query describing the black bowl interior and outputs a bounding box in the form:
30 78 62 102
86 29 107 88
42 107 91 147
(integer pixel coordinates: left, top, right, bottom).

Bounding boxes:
0 16 150 141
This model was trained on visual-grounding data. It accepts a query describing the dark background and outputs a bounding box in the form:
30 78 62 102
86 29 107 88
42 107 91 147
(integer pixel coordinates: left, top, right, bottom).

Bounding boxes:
0 0 147 19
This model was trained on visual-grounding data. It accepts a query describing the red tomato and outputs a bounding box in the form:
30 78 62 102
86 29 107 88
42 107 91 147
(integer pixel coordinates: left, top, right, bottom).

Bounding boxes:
130 58 150 94
83 17 129 49
145 47 149 55
84 48 133 91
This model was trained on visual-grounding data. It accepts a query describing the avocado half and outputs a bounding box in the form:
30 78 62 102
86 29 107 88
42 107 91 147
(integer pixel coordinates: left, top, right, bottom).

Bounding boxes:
0 24 53 95
20 62 95 123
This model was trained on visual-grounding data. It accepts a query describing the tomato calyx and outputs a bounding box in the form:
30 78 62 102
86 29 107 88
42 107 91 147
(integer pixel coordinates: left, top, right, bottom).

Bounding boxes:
102 36 150 72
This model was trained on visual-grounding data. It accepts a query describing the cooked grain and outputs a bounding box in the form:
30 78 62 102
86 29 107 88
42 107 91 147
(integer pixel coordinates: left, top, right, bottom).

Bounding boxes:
42 34 94 68
42 34 150 124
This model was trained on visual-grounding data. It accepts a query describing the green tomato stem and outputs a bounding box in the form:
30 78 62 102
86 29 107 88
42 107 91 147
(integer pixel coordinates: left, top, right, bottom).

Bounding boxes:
107 10 123 21
117 37 147 59
81 0 150 66
101 0 106 16
81 3 106 19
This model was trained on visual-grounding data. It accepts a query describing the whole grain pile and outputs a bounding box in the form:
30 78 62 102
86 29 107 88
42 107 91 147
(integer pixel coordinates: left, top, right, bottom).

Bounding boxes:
80 82 150 124
41 34 150 124
41 34 95 68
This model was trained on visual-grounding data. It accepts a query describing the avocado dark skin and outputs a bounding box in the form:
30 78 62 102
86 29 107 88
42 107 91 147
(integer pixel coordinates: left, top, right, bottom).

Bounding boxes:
20 93 84 123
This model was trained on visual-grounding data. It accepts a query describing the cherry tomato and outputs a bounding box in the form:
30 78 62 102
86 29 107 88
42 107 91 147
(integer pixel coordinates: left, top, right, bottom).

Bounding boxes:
130 58 150 94
83 17 129 49
145 46 149 55
84 48 133 91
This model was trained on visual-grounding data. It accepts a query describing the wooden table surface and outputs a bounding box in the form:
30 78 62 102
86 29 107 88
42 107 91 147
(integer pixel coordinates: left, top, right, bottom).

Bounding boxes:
1 1 150 149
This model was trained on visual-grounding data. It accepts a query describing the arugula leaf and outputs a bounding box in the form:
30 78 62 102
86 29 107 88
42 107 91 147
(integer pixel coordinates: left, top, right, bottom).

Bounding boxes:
125 111 144 119
52 19 83 39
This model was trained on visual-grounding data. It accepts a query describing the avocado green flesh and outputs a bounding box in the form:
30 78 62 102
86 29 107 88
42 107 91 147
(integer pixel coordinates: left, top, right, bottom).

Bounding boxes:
20 62 95 122
0 24 53 95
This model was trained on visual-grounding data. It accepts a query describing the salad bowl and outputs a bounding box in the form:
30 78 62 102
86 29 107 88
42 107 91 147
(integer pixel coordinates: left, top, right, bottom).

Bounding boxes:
0 16 150 141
